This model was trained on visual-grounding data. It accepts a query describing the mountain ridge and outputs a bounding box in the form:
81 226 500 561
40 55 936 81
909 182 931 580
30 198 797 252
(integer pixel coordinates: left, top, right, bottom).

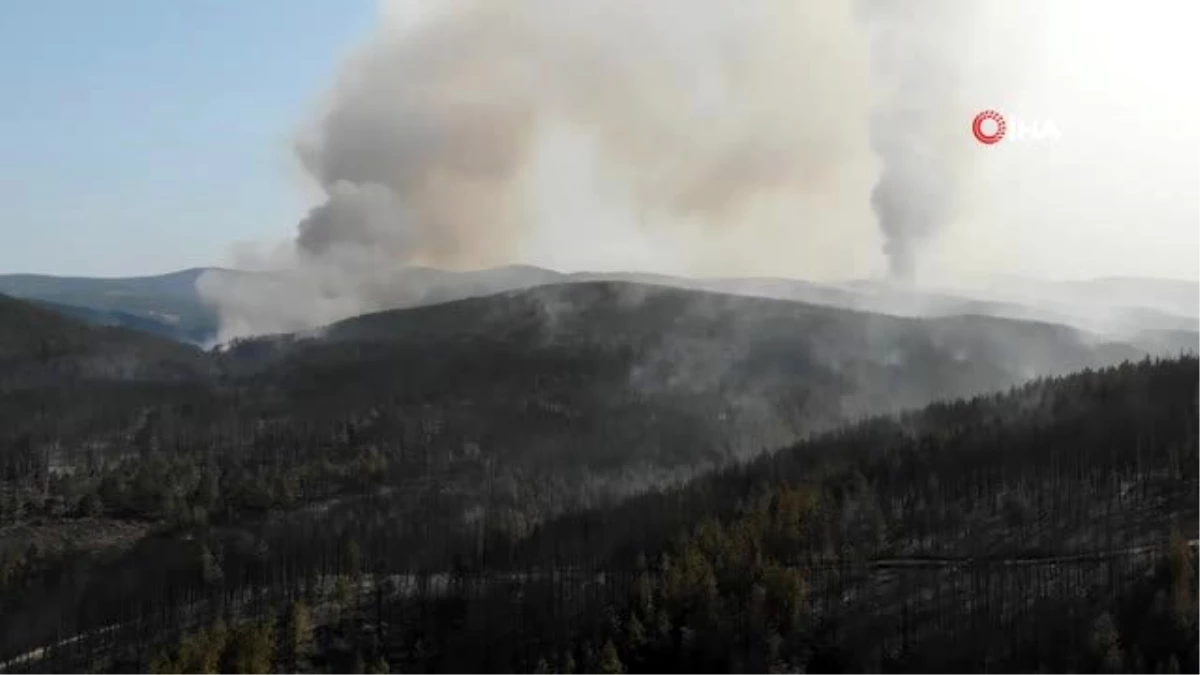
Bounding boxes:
2 266 1195 353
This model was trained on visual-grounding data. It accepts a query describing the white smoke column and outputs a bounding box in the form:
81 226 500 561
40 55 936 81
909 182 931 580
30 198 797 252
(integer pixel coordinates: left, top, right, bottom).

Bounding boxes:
862 0 986 281
200 0 998 339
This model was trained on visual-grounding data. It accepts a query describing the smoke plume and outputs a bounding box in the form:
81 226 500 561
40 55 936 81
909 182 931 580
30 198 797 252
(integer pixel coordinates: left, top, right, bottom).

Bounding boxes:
201 0 997 339
862 0 981 281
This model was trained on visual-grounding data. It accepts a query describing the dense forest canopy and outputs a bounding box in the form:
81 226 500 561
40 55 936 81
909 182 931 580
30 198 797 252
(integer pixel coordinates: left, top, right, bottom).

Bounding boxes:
0 286 1195 673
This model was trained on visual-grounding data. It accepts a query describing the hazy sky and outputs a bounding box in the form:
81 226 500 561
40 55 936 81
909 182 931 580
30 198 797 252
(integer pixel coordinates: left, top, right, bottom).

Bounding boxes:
0 0 375 276
2 0 1197 282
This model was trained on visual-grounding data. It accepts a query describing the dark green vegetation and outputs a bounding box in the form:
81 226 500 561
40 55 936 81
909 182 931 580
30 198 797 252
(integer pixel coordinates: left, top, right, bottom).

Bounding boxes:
0 283 1194 672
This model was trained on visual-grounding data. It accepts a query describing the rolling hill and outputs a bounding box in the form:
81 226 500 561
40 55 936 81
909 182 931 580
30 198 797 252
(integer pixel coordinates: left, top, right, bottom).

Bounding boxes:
216 281 1149 475
0 268 222 345
0 293 211 387
0 278 1159 500
33 299 191 341
10 266 1193 354
0 276 1175 478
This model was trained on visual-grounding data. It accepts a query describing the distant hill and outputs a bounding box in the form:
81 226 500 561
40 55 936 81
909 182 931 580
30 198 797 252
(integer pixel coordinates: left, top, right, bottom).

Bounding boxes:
194 264 570 340
0 268 222 345
0 293 211 387
662 275 1199 340
919 275 1199 333
34 300 188 341
7 266 1194 353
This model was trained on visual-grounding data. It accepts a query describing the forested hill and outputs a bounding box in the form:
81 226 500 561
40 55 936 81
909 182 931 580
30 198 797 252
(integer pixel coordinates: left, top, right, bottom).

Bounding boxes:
509 354 1199 570
0 279 1157 515
332 355 1199 672
215 281 1148 469
19 356 1193 674
475 355 1199 674
0 293 211 386
0 269 220 345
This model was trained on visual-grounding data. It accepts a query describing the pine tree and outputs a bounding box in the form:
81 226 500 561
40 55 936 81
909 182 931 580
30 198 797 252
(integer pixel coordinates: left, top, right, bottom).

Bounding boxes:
223 621 276 674
1167 528 1196 621
284 600 315 671
148 649 176 674
626 612 647 651
597 640 624 674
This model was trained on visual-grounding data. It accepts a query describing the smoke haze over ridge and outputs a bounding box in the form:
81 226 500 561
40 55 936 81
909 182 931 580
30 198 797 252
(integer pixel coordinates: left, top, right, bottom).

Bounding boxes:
198 0 1199 340
198 0 975 338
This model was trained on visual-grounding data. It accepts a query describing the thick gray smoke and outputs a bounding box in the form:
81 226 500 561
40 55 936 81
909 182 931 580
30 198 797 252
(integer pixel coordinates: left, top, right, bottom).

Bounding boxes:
200 0 996 340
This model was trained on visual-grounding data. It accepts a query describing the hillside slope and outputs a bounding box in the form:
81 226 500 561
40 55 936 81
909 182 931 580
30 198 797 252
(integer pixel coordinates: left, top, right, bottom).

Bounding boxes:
0 268 221 345
34 300 189 341
20 356 1194 673
217 281 1144 471
0 280 1155 483
0 293 211 387
472 356 1199 674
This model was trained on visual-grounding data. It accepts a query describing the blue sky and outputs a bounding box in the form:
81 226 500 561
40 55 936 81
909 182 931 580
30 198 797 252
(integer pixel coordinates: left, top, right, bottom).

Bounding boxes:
0 0 376 276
